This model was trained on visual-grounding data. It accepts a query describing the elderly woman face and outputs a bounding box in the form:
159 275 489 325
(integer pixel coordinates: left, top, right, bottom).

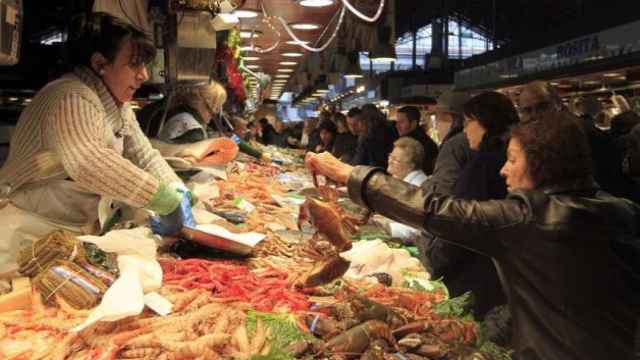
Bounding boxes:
99 39 150 103
500 137 535 192
387 147 414 179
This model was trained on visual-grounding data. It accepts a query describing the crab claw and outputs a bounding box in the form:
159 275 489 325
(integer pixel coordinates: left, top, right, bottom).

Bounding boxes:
302 255 351 288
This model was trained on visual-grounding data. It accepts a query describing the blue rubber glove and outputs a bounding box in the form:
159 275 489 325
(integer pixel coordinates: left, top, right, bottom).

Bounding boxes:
149 190 195 236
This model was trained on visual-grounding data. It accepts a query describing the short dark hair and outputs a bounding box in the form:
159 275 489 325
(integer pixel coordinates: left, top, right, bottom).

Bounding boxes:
259 118 269 125
398 106 421 124
67 12 155 68
347 107 362 118
511 111 592 188
464 91 519 137
318 120 337 134
334 113 347 126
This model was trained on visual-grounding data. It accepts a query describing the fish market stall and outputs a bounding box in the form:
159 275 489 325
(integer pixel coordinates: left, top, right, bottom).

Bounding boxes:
0 147 510 360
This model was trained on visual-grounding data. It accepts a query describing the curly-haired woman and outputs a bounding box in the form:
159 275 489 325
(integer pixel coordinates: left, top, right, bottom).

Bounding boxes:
306 111 639 360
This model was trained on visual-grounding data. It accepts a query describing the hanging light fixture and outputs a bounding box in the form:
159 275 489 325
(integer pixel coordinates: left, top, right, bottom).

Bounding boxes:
344 51 363 79
369 26 396 63
297 0 334 7
233 9 259 18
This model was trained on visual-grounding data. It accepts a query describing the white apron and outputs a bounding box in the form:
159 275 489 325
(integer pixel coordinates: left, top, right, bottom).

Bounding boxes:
0 137 125 273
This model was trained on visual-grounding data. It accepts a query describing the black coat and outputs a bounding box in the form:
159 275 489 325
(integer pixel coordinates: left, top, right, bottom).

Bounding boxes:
260 124 277 145
348 166 639 360
352 123 398 168
305 129 322 153
407 127 439 175
427 135 508 319
332 132 357 162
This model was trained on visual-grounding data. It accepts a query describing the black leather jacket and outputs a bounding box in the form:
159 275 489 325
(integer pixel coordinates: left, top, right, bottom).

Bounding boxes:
347 166 639 360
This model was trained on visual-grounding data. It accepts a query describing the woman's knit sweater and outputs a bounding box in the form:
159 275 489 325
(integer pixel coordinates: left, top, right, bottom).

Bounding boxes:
0 67 181 209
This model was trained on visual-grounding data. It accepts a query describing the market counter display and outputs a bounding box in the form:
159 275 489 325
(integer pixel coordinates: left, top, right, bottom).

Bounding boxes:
0 145 510 360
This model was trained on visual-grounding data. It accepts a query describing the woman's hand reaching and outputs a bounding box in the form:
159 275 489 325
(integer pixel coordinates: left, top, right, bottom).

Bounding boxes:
304 151 354 185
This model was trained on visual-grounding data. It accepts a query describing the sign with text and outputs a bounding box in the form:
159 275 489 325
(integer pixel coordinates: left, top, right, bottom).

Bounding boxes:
455 20 640 89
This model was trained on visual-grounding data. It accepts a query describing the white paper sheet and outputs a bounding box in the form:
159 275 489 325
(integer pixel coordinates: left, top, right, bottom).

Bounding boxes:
73 228 166 332
195 224 266 248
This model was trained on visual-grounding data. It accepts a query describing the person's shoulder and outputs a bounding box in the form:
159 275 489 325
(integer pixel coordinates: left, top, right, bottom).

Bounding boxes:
31 74 101 109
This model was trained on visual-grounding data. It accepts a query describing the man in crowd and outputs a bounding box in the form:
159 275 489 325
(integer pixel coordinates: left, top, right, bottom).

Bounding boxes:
519 81 637 202
396 106 439 175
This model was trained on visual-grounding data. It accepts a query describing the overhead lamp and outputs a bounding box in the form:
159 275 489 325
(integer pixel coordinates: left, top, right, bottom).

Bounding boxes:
603 72 623 78
233 9 259 18
289 22 321 30
239 30 262 39
282 52 304 57
240 45 263 52
583 80 600 85
279 61 298 66
275 74 291 78
316 89 329 93
243 56 260 61
298 0 334 7
369 26 396 63
278 69 295 73
246 64 261 69
286 40 310 46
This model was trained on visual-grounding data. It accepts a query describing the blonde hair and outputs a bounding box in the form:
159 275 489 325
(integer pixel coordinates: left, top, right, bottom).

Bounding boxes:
171 81 227 115
393 137 425 171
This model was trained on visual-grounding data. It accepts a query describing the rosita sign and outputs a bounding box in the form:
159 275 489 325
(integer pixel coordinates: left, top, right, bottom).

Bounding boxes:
557 36 600 59
455 20 640 89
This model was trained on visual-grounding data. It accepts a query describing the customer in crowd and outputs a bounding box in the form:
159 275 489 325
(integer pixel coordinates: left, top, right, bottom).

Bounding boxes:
517 81 563 124
313 120 337 153
396 106 439 175
331 113 357 162
434 91 519 328
351 104 398 168
138 81 227 143
300 118 318 149
305 111 639 360
305 119 323 153
259 118 276 145
380 137 429 241
519 81 637 203
421 91 472 197
610 95 640 139
271 119 296 148
346 107 363 138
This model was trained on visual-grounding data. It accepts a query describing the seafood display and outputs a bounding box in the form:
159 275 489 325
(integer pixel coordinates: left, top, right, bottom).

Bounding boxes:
0 150 510 359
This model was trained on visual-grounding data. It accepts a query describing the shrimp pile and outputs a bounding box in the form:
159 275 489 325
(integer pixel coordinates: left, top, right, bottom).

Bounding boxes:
0 287 267 360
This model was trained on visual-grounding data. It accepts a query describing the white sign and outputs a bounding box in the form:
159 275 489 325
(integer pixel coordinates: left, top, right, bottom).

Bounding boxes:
455 20 640 89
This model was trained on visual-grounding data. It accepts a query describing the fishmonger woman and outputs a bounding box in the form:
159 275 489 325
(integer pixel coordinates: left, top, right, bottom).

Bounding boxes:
0 13 192 271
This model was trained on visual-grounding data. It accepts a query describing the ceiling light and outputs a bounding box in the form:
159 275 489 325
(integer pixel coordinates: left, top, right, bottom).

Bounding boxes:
244 56 260 61
286 40 310 46
316 89 329 93
277 69 294 73
240 45 263 52
239 30 262 39
549 82 559 86
583 80 600 85
279 61 298 66
275 74 291 78
603 73 623 78
233 9 259 18
289 23 321 30
298 0 334 7
246 64 261 69
282 52 304 57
